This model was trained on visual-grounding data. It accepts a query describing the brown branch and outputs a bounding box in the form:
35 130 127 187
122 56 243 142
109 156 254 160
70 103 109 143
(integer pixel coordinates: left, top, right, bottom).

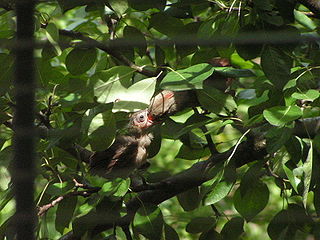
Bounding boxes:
59 29 157 77
59 133 267 239
38 187 100 217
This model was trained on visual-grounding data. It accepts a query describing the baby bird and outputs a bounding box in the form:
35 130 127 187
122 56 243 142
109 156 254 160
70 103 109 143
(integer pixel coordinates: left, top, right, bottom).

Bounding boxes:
89 110 153 179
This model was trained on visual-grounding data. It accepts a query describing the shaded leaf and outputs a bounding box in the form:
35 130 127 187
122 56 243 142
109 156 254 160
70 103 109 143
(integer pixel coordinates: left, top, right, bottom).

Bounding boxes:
261 46 293 89
66 48 97 75
133 205 163 240
220 217 244 239
234 181 269 221
55 196 77 234
164 224 179 240
123 26 147 57
266 127 292 153
197 87 237 114
149 13 184 37
46 182 73 196
177 187 200 211
128 0 166 11
199 229 222 240
185 217 216 234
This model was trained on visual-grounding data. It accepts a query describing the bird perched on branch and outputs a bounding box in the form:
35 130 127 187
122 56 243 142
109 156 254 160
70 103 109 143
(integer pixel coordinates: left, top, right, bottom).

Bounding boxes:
89 90 198 178
89 109 154 179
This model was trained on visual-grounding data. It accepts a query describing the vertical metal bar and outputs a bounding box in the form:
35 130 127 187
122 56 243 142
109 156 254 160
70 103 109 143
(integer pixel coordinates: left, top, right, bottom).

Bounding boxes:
12 0 36 239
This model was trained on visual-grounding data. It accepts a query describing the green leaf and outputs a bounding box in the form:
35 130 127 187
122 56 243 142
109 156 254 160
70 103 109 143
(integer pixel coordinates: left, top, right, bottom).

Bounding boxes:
55 196 77 234
177 187 200 211
149 13 184 37
128 0 166 11
267 209 290 239
0 188 13 212
236 25 262 60
0 53 14 96
176 144 210 160
65 48 97 75
261 46 293 89
267 204 311 239
45 22 59 43
35 59 64 86
160 63 214 90
263 106 302 127
133 205 164 240
88 111 116 151
234 181 269 221
282 163 298 193
292 89 320 101
46 182 73 196
266 127 292 153
220 217 244 239
164 224 179 240
213 67 255 78
174 114 215 139
101 178 130 197
93 66 134 101
185 217 216 234
239 161 265 196
199 229 222 240
123 26 147 57
303 145 313 208
108 0 128 15
294 10 317 30
197 87 237 114
203 181 234 205
94 70 156 111
155 45 165 66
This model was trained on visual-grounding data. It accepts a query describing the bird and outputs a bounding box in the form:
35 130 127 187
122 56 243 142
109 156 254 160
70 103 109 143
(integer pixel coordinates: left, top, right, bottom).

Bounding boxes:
89 109 154 179
148 90 199 122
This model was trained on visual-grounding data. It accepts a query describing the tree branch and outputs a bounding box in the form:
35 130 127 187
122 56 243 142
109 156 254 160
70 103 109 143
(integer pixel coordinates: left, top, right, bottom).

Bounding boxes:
59 133 267 239
59 29 157 77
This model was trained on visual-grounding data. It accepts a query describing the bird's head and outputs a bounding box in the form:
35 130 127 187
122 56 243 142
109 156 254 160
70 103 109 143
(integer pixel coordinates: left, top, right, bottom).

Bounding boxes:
129 109 154 132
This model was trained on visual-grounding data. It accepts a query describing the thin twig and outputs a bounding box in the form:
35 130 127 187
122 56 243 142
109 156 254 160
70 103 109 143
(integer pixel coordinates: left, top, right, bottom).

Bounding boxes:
37 188 100 217
193 108 217 155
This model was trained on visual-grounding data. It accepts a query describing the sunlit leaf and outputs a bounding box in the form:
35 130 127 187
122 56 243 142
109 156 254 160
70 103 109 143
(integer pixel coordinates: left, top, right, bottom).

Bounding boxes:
291 89 320 101
303 145 313 208
160 63 214 90
263 105 302 127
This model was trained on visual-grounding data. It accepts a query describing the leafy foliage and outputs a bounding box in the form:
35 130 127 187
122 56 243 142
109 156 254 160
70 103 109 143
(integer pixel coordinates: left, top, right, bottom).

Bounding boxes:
0 0 320 239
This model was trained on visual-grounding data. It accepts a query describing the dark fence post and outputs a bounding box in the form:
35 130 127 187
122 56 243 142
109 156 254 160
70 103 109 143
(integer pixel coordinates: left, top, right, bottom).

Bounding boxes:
12 0 36 239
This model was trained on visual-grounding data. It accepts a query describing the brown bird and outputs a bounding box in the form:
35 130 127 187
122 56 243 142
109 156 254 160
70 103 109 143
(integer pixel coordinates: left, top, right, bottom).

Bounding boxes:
89 109 154 179
148 90 199 122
